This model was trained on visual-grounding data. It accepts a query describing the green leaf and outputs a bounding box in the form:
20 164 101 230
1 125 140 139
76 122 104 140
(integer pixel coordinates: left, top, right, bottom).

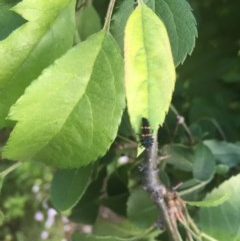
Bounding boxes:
0 176 4 195
127 189 157 229
0 210 4 226
186 194 230 207
50 164 92 211
0 0 75 127
101 193 128 216
72 232 132 241
163 144 193 172
124 4 176 132
93 218 145 239
69 168 106 224
193 143 215 181
0 2 26 40
76 3 102 41
3 31 125 168
110 0 135 50
153 0 197 66
197 174 240 241
204 140 240 167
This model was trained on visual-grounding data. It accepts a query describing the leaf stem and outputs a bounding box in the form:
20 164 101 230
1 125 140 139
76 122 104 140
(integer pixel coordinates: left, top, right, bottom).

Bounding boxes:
179 180 209 197
103 0 117 31
0 162 22 177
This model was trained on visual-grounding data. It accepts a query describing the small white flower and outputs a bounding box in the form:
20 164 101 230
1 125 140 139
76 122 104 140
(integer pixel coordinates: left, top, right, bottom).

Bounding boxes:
34 211 44 222
32 184 40 193
40 230 49 240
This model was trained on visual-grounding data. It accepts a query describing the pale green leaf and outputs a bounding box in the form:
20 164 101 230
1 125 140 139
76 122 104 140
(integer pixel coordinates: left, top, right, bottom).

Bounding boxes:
186 194 230 207
124 4 176 132
3 31 125 168
51 164 92 211
193 143 215 181
198 174 240 241
76 3 102 41
0 0 75 127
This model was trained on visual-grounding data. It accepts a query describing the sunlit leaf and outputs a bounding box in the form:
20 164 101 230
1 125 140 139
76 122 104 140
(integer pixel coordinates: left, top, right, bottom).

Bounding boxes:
198 174 240 241
0 0 75 127
3 31 125 168
51 164 92 211
124 4 175 133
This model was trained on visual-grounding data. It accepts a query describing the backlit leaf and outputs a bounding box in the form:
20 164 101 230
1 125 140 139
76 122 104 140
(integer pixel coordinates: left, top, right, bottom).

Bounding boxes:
124 4 175 133
3 31 125 168
0 0 75 127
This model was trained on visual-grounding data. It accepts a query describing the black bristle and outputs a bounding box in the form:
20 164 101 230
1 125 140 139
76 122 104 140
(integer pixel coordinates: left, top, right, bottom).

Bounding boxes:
141 117 153 148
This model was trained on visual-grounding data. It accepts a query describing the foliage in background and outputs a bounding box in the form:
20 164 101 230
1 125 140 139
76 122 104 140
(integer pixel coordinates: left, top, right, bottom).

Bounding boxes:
0 0 240 240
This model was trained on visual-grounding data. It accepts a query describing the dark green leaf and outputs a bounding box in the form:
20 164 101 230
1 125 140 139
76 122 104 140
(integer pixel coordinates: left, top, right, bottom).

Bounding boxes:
193 143 215 181
127 189 157 229
110 0 134 50
69 168 106 224
0 3 26 40
50 164 92 211
72 232 133 241
163 144 193 172
0 210 4 226
0 176 3 195
93 218 144 239
153 0 197 66
204 140 240 167
76 3 102 41
0 0 75 127
3 31 125 168
101 193 128 216
197 174 240 241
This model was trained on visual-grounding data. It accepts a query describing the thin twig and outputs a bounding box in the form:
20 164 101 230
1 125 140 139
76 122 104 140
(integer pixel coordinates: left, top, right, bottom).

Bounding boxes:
170 105 194 145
